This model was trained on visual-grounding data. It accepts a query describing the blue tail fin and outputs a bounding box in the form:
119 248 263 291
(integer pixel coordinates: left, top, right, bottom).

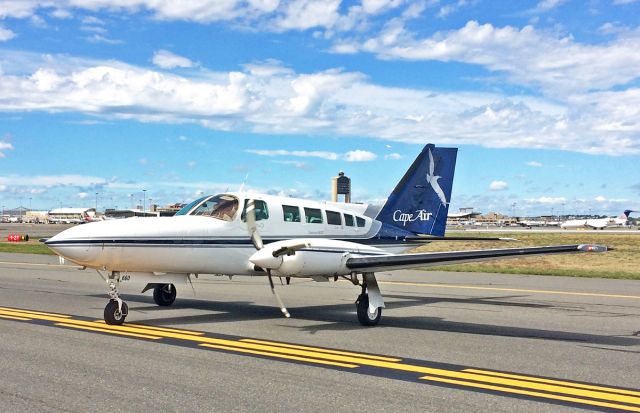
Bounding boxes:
375 144 457 237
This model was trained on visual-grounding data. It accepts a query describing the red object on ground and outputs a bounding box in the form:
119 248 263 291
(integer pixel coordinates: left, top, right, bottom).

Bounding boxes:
7 234 28 242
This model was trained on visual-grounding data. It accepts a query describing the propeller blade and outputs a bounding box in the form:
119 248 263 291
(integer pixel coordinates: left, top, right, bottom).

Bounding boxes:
246 199 289 318
267 269 290 318
245 199 263 250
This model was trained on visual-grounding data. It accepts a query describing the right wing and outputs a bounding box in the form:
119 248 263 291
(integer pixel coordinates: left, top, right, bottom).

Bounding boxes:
346 244 607 273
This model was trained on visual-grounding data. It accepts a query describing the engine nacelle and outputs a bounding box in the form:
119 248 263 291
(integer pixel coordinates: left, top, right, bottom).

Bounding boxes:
249 238 384 277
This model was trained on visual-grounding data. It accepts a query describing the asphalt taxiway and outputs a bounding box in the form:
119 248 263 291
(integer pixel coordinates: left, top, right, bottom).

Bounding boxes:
1 252 639 412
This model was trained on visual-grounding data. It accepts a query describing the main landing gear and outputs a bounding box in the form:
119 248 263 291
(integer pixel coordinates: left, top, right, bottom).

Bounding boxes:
354 273 385 326
153 284 177 306
103 271 128 325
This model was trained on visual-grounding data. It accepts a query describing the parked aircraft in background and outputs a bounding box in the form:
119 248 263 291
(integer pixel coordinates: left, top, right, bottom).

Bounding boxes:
517 219 560 228
43 144 606 327
560 210 637 230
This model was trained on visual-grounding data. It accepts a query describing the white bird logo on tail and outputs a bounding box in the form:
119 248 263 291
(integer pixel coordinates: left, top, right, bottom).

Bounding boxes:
426 148 448 206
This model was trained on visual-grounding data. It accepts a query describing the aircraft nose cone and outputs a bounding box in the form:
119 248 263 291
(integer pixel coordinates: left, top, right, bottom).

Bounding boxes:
44 224 99 266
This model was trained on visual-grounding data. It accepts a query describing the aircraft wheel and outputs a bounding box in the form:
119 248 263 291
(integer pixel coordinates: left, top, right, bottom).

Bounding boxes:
153 284 176 306
356 293 381 326
104 300 128 325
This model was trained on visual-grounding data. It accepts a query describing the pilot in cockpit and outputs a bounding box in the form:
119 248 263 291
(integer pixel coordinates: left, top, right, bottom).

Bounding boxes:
211 199 239 221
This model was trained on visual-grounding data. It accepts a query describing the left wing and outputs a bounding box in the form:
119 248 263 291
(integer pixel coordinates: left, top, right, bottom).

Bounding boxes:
346 244 607 273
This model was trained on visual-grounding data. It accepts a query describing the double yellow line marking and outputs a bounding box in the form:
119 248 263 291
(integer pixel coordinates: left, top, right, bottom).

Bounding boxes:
1 306 639 412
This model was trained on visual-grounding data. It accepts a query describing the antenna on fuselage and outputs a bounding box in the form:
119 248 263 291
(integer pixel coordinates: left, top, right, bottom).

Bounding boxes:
238 173 249 192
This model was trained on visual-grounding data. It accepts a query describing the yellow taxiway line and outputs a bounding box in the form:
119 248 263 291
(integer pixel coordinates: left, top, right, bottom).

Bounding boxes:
1 305 639 412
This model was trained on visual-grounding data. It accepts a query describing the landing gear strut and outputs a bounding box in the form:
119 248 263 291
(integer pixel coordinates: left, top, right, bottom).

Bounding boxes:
103 271 128 325
153 284 177 306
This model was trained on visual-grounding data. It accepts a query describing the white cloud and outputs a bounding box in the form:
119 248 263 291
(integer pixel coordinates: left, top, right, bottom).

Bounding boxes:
82 16 104 25
275 0 341 31
248 148 377 162
385 153 402 160
361 0 405 15
0 1 39 19
246 149 339 160
356 20 640 95
86 34 123 44
77 192 89 199
152 50 194 69
50 8 73 19
273 160 310 169
0 142 14 158
1 50 639 155
489 180 508 191
0 26 16 42
531 196 567 204
344 150 377 162
0 174 107 187
438 0 470 18
526 161 542 167
534 0 566 11
595 195 607 202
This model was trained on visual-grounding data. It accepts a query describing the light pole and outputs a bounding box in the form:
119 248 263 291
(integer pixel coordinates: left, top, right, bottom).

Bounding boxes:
95 192 98 211
129 194 133 209
29 197 32 211
143 189 147 212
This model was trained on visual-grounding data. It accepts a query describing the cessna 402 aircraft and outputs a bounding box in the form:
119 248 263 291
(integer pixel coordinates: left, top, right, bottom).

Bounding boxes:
44 144 606 326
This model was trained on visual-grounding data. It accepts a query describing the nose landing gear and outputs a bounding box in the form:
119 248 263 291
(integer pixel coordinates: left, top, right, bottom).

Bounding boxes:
101 271 128 325
104 299 128 325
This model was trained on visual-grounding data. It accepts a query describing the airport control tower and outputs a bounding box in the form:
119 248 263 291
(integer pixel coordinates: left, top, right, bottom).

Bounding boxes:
331 171 351 203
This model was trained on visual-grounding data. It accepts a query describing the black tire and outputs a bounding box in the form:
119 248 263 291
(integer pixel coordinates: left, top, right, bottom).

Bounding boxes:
104 300 128 325
153 284 176 306
356 293 381 326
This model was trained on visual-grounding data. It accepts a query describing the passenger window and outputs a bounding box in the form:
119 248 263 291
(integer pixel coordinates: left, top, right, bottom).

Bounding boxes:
304 208 323 224
326 210 342 225
344 214 355 227
282 205 301 222
241 200 270 221
356 216 366 227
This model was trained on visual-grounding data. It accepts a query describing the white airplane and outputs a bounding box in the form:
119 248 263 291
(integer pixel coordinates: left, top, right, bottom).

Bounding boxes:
43 144 606 326
560 210 637 230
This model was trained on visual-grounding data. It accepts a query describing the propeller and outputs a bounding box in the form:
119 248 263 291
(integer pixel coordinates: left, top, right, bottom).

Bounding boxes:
246 199 290 318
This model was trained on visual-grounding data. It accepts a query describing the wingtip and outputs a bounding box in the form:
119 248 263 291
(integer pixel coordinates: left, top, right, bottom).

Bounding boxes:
577 244 608 252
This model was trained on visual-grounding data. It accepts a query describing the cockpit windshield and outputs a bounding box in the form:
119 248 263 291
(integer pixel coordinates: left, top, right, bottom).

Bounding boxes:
174 196 208 216
189 194 239 221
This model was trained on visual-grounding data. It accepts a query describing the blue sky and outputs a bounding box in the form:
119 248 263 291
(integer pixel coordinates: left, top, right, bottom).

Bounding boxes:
1 0 639 216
